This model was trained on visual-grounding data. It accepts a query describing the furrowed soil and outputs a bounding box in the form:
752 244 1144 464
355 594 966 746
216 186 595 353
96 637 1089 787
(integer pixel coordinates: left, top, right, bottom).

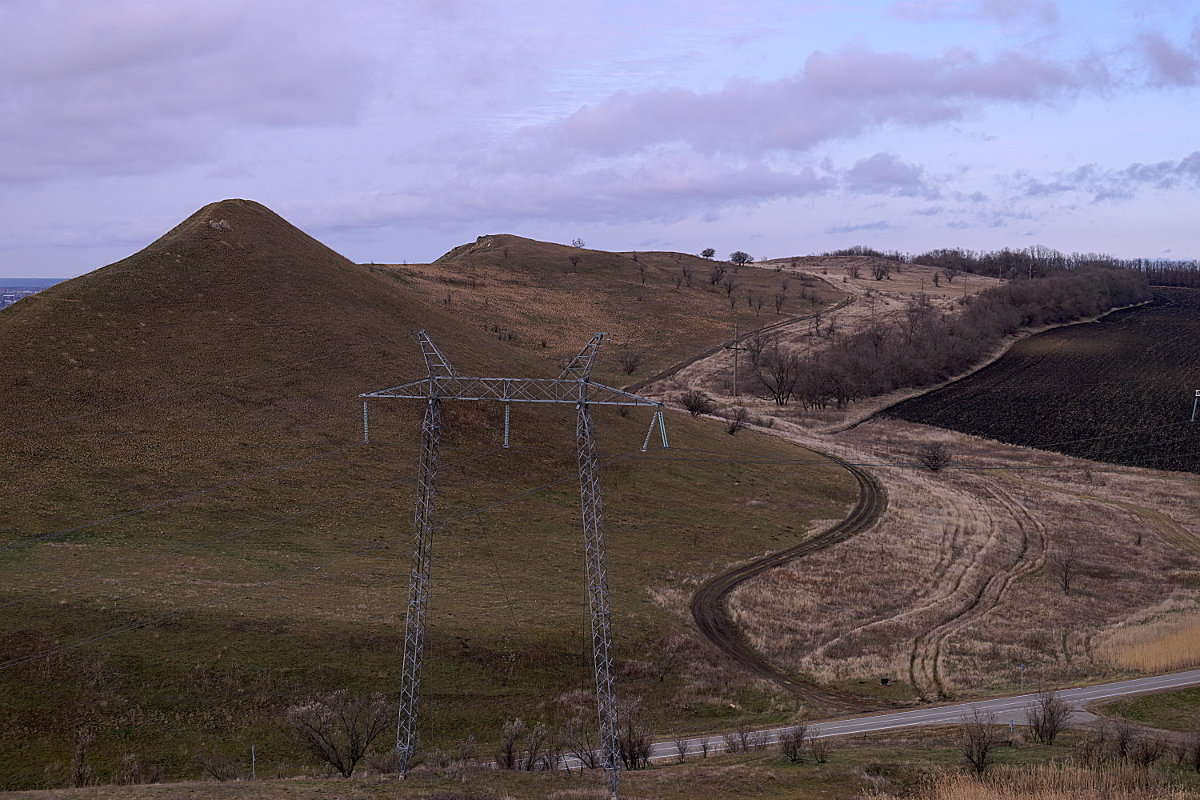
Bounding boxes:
885 287 1200 474
0 201 856 789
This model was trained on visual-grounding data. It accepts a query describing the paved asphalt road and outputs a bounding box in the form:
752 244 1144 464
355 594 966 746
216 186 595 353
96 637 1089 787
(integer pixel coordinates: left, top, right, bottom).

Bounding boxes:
642 668 1200 763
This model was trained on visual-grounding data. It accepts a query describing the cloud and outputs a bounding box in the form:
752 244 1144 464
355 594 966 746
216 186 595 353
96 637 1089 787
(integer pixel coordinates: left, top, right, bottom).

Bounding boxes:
889 0 1058 26
299 155 835 230
844 152 939 198
1138 30 1199 86
0 0 372 181
1016 152 1200 202
526 44 1104 161
824 220 898 234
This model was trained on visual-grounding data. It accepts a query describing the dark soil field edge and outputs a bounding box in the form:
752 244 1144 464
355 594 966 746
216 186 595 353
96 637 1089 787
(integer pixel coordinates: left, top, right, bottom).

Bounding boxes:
689 452 888 712
881 288 1200 474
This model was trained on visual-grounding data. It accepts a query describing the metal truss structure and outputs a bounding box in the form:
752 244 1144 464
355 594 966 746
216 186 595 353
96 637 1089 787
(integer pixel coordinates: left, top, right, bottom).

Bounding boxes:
362 331 668 800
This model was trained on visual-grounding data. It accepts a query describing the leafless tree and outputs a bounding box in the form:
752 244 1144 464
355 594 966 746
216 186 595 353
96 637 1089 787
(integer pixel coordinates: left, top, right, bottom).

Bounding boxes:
701 247 715 259
744 332 771 368
721 276 738 297
674 737 689 763
1027 690 1072 745
726 406 750 435
618 349 644 375
617 702 653 770
932 271 941 287
917 442 952 472
774 292 786 313
656 633 691 682
679 389 716 417
942 266 959 283
956 707 999 775
709 263 726 285
756 342 802 406
1130 735 1169 768
780 725 807 762
730 250 753 270
638 262 647 284
569 254 581 267
1051 551 1080 595
1108 719 1138 761
521 722 554 771
562 721 599 770
496 718 526 770
809 728 831 764
72 729 94 787
700 738 710 758
723 731 742 753
872 262 891 280
571 237 586 248
198 751 240 781
681 264 693 287
1187 730 1200 773
287 690 389 778
846 263 861 279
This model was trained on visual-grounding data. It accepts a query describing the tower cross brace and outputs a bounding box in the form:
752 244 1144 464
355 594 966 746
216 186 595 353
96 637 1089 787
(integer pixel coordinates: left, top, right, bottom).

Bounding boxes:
361 331 668 800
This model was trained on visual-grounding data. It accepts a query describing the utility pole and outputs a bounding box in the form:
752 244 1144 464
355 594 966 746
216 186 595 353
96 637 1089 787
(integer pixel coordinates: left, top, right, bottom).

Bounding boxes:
1192 389 1199 422
361 332 668 800
724 323 748 398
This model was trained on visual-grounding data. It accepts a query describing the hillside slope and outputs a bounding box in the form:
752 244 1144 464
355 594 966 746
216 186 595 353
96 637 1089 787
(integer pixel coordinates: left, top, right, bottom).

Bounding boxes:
372 234 844 386
0 201 855 788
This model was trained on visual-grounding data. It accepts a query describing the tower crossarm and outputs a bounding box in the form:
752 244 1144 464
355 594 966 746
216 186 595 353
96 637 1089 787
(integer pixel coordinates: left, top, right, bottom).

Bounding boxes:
361 377 661 407
416 330 460 378
558 332 606 382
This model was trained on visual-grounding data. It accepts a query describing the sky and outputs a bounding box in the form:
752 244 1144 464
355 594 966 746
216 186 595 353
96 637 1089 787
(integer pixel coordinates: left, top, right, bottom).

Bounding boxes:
1 0 1198 278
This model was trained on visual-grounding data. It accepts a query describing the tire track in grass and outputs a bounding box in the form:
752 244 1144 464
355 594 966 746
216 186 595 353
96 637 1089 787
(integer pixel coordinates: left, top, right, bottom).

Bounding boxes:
689 452 887 712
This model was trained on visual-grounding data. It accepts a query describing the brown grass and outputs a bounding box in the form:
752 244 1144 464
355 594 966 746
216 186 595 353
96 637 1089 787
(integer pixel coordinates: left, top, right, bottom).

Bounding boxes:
865 764 1196 800
1097 612 1200 672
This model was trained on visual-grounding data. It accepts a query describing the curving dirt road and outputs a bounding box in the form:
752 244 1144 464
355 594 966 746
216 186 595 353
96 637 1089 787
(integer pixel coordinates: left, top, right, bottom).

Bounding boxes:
689 452 888 712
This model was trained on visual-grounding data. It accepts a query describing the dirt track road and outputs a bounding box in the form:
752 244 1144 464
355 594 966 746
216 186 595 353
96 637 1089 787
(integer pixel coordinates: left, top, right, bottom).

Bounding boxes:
689 451 888 712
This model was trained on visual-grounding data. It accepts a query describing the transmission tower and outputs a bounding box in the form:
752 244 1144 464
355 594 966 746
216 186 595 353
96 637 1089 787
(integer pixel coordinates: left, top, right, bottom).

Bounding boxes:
361 331 668 800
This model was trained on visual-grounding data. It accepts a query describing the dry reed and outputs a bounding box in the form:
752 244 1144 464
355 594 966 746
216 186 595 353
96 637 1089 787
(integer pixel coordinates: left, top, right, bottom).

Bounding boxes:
1097 612 1200 672
865 764 1194 800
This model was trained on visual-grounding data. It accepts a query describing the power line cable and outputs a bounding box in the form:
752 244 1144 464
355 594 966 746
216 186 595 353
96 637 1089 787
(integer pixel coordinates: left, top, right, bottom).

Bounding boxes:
0 446 643 672
0 445 508 610
0 441 368 553
0 335 403 437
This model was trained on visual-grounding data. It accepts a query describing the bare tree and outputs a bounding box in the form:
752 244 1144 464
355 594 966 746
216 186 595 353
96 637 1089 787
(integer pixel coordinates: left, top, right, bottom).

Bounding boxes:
774 292 786 313
756 342 802 406
846 263 861 279
701 247 715 259
681 264 693 287
871 262 891 280
780 725 807 762
521 722 551 771
1051 551 1080 595
809 730 831 764
956 707 999 775
1027 690 1071 745
197 751 240 782
569 254 581 267
721 276 738 297
729 250 753 270
72 729 94 788
496 718 526 770
562 721 599 770
287 691 389 778
674 737 689 763
709 263 726 285
618 349 644 375
725 406 749 435
617 704 653 770
1130 735 1169 769
942 266 959 283
571 237 586 248
679 389 716 417
917 442 952 472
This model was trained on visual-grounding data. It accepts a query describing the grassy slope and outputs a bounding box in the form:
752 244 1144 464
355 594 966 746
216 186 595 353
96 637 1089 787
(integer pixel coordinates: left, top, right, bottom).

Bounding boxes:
12 729 1197 800
373 234 844 387
1097 687 1200 731
0 202 854 788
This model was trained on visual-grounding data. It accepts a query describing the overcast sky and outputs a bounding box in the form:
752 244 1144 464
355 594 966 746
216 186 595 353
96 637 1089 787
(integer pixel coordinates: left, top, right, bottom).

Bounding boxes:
2 0 1198 278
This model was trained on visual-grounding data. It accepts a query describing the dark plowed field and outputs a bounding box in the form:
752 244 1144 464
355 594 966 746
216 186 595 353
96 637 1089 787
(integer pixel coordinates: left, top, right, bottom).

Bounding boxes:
887 287 1200 474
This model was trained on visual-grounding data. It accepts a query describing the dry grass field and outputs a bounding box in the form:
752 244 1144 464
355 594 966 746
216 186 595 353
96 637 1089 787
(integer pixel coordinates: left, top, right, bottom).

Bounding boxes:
649 255 1000 406
372 236 844 388
865 764 1199 800
0 201 859 789
723 415 1200 702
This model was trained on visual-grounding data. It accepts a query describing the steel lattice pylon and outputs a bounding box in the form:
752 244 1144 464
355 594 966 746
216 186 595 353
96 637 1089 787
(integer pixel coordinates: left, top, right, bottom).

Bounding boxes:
362 331 668 800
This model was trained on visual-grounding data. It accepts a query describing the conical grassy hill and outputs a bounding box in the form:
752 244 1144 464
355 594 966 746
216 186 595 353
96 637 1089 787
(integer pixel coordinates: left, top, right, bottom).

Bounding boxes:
0 201 853 789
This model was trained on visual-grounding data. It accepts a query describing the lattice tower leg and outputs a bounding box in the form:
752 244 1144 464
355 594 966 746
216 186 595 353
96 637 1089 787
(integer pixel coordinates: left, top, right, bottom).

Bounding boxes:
396 398 442 778
575 402 622 800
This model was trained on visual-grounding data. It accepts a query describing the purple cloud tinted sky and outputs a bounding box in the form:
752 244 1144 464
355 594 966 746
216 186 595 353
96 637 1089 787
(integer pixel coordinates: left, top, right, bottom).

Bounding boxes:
1 0 1198 277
